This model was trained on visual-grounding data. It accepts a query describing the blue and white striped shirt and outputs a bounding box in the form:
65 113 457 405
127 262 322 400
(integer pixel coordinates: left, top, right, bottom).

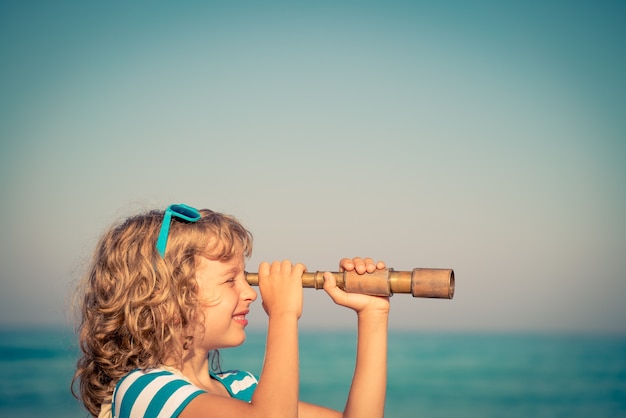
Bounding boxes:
111 368 258 418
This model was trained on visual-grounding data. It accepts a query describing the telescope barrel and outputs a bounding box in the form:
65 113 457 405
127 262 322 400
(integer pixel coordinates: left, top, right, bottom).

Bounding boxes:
244 268 454 299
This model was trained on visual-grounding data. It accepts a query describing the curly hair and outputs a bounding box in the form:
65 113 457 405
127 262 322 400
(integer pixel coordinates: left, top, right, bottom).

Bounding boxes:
71 207 253 417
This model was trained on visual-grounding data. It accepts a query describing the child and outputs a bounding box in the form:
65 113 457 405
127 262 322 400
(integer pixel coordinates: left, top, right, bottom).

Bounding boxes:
72 204 389 418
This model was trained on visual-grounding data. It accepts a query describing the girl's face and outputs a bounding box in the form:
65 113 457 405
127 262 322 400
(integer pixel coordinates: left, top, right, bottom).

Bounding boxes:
192 252 257 351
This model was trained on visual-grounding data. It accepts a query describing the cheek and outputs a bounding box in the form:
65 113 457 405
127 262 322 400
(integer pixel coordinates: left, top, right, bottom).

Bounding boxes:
198 288 223 307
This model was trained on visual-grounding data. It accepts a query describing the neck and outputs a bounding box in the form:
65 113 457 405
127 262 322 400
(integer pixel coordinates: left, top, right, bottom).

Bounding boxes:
176 347 226 395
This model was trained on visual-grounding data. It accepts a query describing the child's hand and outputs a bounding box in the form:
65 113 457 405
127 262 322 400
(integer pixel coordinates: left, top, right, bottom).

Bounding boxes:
339 257 386 275
258 260 305 320
323 257 390 315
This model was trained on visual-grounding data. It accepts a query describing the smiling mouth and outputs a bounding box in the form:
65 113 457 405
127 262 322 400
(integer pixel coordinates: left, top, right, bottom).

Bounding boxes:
233 311 249 324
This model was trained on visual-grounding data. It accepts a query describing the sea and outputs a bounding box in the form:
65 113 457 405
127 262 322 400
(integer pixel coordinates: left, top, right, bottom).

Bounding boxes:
0 327 625 418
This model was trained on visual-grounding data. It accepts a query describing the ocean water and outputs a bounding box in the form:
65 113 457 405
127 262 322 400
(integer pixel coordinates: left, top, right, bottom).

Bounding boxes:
0 328 625 417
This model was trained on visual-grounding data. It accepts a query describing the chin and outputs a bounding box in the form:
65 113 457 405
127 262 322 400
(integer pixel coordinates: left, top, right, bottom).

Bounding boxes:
223 332 247 348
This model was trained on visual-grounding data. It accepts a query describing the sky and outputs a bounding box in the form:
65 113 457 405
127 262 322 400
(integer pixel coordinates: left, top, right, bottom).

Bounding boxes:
0 0 624 333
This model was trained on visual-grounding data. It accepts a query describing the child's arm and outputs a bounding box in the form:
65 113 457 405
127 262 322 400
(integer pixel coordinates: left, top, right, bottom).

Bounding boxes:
296 257 389 418
251 260 305 416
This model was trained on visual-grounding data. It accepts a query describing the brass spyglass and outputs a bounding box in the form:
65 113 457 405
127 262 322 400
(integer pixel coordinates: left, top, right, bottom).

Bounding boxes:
245 268 454 299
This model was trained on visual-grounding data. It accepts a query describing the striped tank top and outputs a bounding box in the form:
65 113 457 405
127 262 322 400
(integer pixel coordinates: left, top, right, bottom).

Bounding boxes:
111 368 258 417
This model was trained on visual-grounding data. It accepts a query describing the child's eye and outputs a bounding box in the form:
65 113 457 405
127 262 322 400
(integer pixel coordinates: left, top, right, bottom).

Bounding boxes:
224 278 236 286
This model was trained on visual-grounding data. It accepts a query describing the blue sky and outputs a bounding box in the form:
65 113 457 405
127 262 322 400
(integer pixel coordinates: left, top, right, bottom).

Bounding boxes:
1 0 624 332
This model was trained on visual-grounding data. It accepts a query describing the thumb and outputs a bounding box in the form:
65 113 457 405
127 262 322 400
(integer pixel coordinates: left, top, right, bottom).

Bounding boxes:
323 271 345 304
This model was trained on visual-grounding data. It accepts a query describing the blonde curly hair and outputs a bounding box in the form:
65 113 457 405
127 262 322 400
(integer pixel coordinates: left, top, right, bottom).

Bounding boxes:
71 207 252 417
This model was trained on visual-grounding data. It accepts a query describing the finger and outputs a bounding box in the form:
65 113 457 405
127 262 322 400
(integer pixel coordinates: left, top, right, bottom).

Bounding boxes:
271 260 282 275
322 271 344 304
363 257 376 273
323 271 337 289
352 257 367 274
339 257 354 272
280 259 293 275
376 260 386 270
259 261 270 279
294 262 307 277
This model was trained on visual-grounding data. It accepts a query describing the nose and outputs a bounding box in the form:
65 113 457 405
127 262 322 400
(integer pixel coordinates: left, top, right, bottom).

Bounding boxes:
240 277 257 303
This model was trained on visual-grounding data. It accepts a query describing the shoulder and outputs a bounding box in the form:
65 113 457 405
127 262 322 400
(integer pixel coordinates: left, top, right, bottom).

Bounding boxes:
210 370 258 402
112 368 204 418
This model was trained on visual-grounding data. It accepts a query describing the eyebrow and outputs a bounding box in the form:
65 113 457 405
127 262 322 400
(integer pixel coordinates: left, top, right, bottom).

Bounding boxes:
221 265 242 278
